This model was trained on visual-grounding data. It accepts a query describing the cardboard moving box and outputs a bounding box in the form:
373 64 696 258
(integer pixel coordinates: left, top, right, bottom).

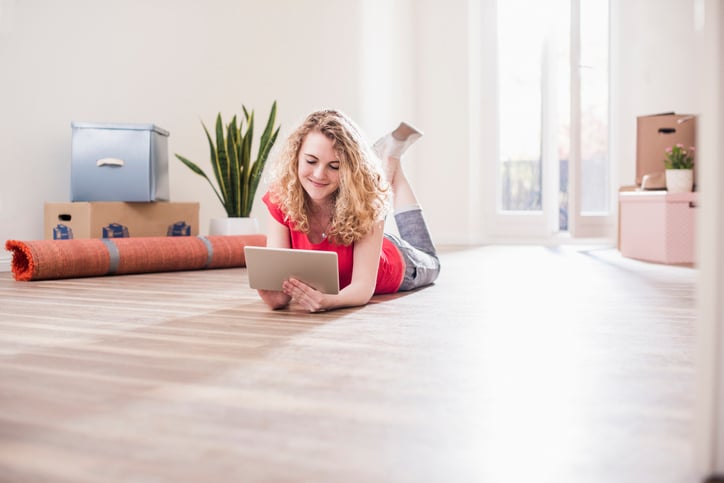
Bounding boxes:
636 113 697 187
45 202 199 240
618 113 698 264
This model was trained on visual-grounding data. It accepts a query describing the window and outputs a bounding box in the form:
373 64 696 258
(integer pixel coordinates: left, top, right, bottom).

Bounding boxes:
495 0 610 237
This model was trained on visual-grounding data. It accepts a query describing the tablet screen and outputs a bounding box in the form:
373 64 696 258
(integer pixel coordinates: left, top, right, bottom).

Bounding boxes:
244 246 340 294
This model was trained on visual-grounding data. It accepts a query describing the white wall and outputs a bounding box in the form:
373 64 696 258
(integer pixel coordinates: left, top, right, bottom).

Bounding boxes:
0 0 720 256
610 0 704 188
0 0 459 266
413 0 473 244
0 1 361 259
692 0 724 477
0 0 718 251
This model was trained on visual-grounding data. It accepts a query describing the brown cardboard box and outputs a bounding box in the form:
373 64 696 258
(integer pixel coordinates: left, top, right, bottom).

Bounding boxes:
636 113 697 186
44 202 199 240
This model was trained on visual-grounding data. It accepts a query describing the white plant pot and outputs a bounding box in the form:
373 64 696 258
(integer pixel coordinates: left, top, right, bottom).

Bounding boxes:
665 169 694 193
209 217 260 235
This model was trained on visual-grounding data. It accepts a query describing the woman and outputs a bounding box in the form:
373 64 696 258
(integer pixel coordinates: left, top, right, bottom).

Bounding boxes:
257 109 439 312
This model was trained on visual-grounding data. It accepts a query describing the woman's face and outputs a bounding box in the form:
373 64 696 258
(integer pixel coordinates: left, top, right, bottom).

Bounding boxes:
297 130 341 205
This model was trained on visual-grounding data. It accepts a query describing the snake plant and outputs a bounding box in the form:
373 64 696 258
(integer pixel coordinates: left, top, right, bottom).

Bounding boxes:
175 101 280 217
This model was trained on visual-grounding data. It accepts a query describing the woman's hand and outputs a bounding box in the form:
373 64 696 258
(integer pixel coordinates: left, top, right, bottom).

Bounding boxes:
283 278 328 312
257 289 291 310
279 220 385 313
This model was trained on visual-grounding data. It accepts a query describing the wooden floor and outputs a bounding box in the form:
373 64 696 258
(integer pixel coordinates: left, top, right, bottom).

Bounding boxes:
0 245 698 483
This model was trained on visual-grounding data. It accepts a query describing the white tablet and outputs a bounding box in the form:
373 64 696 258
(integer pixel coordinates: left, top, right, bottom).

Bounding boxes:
244 246 340 294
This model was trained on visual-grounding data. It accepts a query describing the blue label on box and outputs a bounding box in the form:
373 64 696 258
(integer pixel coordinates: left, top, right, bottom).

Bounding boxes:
102 223 129 238
53 224 74 240
167 221 191 236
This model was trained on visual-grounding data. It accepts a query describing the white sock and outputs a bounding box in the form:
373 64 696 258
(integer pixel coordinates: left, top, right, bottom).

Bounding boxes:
373 132 421 159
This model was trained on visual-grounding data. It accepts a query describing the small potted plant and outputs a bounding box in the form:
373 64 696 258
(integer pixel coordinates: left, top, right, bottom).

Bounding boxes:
176 101 280 234
663 143 695 193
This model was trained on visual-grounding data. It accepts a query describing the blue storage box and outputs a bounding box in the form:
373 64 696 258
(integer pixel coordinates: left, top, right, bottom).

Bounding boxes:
70 122 170 202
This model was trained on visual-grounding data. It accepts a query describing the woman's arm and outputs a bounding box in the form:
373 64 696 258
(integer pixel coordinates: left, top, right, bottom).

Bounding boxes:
256 213 293 310
283 220 384 312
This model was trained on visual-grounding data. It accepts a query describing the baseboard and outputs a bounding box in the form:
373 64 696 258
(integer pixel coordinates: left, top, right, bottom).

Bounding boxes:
0 253 11 272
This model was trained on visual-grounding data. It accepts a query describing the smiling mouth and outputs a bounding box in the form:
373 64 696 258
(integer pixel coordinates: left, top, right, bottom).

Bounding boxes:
308 179 327 188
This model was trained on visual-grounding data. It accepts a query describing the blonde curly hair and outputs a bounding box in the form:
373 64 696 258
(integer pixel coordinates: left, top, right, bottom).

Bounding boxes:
267 109 389 246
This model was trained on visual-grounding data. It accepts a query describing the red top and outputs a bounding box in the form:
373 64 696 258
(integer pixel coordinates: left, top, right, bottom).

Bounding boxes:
262 192 404 294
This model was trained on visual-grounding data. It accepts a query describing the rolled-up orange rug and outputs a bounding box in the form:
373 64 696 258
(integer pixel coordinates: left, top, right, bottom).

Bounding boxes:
5 235 266 281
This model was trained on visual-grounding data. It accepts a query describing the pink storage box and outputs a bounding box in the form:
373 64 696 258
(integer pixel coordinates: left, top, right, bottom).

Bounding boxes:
619 191 697 264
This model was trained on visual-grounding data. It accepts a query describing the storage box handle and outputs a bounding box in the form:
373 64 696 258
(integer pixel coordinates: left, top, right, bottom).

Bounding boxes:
96 157 125 167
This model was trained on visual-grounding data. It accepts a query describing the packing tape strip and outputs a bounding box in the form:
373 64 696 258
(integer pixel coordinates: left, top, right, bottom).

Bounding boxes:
197 236 214 268
100 238 121 274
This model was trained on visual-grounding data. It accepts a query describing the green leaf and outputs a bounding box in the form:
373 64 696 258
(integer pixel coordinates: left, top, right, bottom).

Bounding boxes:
214 114 230 206
248 126 279 211
247 103 279 212
175 101 281 219
174 154 225 208
241 110 255 216
257 100 278 162
226 118 241 217
202 119 224 204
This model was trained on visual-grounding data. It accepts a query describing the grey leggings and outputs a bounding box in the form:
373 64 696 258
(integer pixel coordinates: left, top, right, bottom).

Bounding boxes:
385 208 441 291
